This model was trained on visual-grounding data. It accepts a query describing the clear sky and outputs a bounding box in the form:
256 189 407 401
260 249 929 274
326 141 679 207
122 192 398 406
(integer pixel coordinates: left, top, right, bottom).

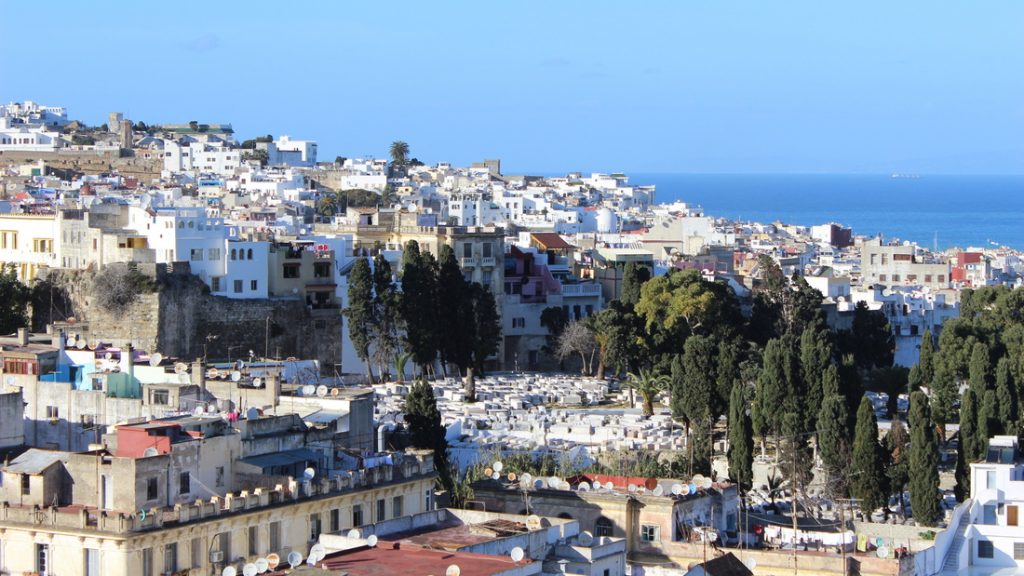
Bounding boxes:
2 1 1022 174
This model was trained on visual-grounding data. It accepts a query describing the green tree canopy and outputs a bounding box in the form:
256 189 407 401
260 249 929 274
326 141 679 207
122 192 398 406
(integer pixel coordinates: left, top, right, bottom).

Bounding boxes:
0 264 30 335
851 396 888 514
909 391 941 526
346 258 376 383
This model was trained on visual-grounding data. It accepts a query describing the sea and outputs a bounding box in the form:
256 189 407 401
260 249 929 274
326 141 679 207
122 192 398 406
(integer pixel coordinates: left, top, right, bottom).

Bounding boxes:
630 174 1024 251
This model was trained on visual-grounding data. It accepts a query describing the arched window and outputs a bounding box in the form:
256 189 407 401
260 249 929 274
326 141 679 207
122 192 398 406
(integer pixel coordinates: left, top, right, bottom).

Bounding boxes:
595 517 614 537
178 221 184 229
231 249 237 260
247 249 253 260
188 221 194 229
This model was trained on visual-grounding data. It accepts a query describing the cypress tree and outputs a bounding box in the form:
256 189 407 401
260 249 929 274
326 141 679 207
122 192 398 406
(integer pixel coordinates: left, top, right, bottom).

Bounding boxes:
851 396 888 514
371 254 402 379
403 379 451 489
908 391 941 526
727 383 753 491
800 326 832 431
930 361 957 440
995 357 1018 434
919 329 935 385
682 335 717 424
620 261 650 306
885 419 910 517
346 257 376 383
907 364 924 392
716 339 742 419
979 389 997 442
469 283 502 376
780 411 813 490
816 392 850 478
436 244 467 376
969 342 990 396
400 240 440 376
755 338 795 438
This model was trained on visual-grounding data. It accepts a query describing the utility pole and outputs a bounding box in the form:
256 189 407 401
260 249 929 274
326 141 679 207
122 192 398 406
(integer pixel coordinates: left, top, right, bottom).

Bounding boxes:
792 431 799 576
264 316 270 360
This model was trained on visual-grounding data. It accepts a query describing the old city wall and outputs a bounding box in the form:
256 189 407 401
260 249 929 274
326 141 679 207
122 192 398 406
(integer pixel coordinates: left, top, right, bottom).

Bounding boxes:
0 150 163 180
40 265 340 371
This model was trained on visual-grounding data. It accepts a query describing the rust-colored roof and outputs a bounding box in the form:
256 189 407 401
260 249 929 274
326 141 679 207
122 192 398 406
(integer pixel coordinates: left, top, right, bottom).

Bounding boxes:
276 544 530 576
530 232 573 251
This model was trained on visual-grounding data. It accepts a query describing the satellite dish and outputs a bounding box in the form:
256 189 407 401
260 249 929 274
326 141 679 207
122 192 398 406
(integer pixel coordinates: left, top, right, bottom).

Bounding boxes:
331 388 340 397
702 477 713 489
89 340 99 350
67 336 76 347
246 407 259 420
194 406 204 416
303 467 316 480
76 339 87 350
208 368 220 378
446 565 461 576
231 370 241 382
287 551 302 566
627 484 637 493
265 553 280 569
255 558 269 573
491 472 500 480
222 568 237 576
511 547 525 562
252 377 263 388
174 362 188 374
242 564 258 576
310 543 326 560
138 508 148 521
671 483 683 495
316 385 328 397
680 484 691 495
484 468 493 477
207 404 217 413
493 461 503 472
693 474 705 484
604 481 614 491
348 529 361 538
507 472 517 482
367 534 378 547
706 530 719 542
578 531 594 546
645 477 658 491
533 479 545 490
527 515 542 530
578 482 591 492
520 473 532 485
149 353 163 366
143 447 159 457
653 485 664 496
877 546 890 558
302 384 315 396
548 477 562 489
689 483 698 494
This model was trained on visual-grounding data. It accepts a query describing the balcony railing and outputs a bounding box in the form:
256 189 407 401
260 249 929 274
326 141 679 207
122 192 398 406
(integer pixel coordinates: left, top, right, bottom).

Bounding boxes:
561 284 602 297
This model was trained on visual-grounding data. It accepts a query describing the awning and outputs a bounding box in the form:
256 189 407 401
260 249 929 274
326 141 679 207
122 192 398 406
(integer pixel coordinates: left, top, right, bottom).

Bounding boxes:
240 448 320 470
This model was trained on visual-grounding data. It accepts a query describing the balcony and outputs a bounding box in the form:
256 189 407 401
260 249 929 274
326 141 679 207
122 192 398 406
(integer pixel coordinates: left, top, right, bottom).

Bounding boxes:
480 257 496 268
460 257 477 268
561 283 602 297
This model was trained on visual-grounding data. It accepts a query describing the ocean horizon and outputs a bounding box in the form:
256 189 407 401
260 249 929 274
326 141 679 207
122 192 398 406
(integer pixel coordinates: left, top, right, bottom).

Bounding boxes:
617 173 1024 251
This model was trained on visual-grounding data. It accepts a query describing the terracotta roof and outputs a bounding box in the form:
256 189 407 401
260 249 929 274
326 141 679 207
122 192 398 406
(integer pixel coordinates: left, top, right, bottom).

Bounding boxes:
530 233 573 251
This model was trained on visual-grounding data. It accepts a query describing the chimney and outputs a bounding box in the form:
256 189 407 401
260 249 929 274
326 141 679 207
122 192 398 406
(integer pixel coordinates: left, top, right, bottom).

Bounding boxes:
16 328 29 346
191 360 206 393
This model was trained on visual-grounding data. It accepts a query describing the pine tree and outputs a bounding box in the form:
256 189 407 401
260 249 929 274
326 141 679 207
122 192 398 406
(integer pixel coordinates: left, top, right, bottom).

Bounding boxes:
995 357 1018 434
800 326 833 431
908 391 941 526
346 258 376 383
727 383 753 491
851 396 888 514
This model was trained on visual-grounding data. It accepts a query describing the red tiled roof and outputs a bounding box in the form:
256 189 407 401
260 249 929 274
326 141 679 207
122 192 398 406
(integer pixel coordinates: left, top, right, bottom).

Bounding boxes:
276 544 530 576
530 233 573 250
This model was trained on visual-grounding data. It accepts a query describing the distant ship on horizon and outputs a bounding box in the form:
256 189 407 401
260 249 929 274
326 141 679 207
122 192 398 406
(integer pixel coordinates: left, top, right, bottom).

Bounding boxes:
890 173 922 179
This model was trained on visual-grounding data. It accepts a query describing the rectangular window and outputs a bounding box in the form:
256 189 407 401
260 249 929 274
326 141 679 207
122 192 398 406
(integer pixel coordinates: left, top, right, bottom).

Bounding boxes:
233 280 242 294
251 280 258 291
147 477 158 500
482 271 493 285
141 547 153 576
269 521 281 553
164 542 178 574
879 274 887 282
216 466 225 487
393 495 403 518
377 498 386 521
22 474 30 495
892 274 900 282
248 525 259 555
314 262 332 278
482 242 492 258
1014 542 1024 560
641 524 659 543
426 490 433 511
978 540 994 558
152 389 169 405
212 277 222 292
191 537 202 569
310 513 322 541
938 274 946 283
190 248 203 261
179 471 190 495
283 263 300 278
925 274 933 283
208 248 221 261
987 470 997 489
46 405 58 419
330 508 340 532
463 243 473 258
353 504 363 526
85 548 100 576
36 543 49 574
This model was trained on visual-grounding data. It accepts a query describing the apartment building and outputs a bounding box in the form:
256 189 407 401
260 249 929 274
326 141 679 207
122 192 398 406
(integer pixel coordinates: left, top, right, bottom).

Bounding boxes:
860 237 950 289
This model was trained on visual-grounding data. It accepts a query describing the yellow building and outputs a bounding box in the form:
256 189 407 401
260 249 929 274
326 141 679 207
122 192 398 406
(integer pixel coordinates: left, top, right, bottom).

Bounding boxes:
0 213 59 281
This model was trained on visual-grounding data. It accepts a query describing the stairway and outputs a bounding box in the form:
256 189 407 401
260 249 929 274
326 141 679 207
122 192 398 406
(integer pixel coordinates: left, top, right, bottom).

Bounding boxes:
940 511 971 573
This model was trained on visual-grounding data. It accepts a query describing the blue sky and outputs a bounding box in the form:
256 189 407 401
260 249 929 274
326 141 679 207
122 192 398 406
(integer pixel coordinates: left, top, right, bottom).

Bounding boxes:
2 1 1022 174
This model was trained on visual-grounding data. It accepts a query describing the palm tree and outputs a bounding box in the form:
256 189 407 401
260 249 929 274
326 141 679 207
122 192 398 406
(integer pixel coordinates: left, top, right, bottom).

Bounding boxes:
626 369 670 418
389 141 410 168
316 190 343 220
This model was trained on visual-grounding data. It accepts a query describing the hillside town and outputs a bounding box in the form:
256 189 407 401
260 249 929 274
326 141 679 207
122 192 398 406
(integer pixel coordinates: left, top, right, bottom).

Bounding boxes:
1 102 1024 576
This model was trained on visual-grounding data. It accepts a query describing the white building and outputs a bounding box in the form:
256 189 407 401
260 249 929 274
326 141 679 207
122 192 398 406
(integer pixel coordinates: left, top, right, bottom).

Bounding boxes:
843 286 959 366
0 101 68 128
919 436 1024 576
124 206 227 284
0 213 59 281
261 135 317 167
0 117 64 152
